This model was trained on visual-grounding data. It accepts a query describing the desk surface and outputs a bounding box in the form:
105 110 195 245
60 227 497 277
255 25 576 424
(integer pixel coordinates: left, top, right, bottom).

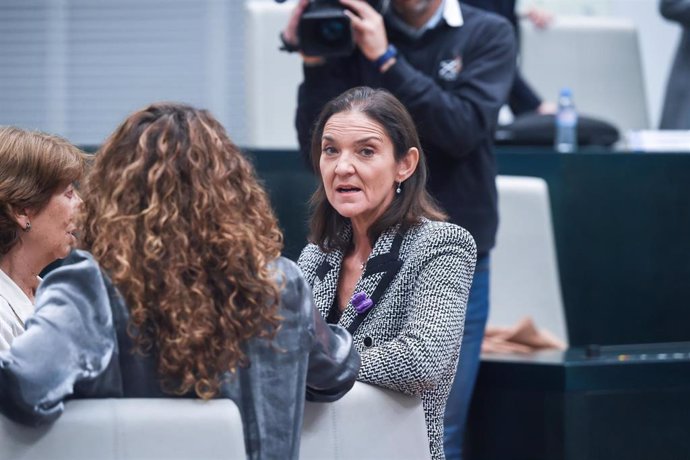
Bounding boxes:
480 342 690 392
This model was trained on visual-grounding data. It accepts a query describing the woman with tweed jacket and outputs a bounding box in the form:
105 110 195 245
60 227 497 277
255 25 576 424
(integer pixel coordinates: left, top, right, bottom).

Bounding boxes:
298 87 477 460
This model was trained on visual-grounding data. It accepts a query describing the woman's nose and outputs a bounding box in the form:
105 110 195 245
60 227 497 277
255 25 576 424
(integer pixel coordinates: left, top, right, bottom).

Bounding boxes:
334 152 354 175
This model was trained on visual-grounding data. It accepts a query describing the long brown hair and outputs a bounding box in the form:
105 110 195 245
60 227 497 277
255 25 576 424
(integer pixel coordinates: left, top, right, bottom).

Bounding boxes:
81 102 283 399
309 87 446 251
0 126 85 256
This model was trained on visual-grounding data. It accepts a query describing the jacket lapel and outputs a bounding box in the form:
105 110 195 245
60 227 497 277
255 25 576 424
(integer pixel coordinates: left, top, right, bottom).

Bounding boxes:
310 225 405 332
311 246 345 320
342 226 404 333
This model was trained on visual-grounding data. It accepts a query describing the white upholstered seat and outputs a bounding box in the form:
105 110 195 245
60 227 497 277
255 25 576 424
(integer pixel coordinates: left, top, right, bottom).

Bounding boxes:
0 381 430 460
489 175 568 345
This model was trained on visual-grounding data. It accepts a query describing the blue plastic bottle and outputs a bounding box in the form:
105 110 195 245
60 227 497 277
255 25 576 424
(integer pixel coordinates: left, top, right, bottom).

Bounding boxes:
555 88 578 153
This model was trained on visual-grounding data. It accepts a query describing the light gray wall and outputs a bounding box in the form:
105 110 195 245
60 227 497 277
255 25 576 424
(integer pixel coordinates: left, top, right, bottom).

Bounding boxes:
0 0 680 143
0 0 246 145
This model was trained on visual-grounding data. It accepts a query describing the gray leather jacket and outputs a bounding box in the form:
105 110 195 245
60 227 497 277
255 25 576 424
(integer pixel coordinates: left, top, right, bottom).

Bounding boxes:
0 250 360 460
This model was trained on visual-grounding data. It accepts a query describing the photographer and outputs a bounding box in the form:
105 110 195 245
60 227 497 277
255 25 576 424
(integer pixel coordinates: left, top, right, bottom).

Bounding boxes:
282 1 515 459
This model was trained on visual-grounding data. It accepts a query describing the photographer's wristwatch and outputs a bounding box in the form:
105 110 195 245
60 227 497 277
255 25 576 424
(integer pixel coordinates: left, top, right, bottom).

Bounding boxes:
373 44 398 72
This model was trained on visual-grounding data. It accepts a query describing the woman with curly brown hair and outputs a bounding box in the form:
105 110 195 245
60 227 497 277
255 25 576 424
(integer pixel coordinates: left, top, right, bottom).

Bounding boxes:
0 126 85 351
0 103 359 459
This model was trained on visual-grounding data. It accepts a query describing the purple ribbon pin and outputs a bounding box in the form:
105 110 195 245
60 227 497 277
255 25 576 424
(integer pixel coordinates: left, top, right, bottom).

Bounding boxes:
352 291 374 315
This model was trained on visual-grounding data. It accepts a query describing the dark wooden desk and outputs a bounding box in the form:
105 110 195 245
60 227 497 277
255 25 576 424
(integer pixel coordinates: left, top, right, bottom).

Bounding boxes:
467 344 690 460
495 149 690 346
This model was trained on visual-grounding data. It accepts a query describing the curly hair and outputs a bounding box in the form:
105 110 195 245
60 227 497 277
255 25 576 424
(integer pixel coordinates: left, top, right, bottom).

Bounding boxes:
81 103 284 399
0 126 86 256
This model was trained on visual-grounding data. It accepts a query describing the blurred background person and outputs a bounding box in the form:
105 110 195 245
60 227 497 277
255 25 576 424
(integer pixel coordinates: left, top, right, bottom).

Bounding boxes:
0 126 85 351
659 0 690 129
298 87 477 460
462 0 556 115
0 103 360 460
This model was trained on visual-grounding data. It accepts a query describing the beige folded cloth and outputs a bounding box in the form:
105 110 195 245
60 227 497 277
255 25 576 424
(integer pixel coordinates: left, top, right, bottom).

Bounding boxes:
481 316 566 354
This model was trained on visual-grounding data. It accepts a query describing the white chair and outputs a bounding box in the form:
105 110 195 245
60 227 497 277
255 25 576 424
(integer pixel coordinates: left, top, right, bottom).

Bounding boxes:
0 382 431 460
301 382 431 460
520 16 649 132
489 176 568 345
0 399 246 460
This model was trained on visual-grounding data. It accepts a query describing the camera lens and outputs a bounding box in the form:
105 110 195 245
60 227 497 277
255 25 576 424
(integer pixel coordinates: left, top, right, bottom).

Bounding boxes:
298 4 355 57
319 19 347 43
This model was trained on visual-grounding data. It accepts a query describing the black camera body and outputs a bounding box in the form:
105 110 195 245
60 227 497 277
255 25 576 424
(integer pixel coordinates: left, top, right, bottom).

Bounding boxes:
297 0 387 57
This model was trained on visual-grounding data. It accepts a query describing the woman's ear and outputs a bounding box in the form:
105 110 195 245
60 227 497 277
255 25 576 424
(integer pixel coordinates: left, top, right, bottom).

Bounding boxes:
396 147 420 182
11 207 31 230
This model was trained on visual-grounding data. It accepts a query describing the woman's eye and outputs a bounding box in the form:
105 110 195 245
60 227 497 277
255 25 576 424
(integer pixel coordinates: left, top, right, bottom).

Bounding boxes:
322 146 337 155
360 148 375 157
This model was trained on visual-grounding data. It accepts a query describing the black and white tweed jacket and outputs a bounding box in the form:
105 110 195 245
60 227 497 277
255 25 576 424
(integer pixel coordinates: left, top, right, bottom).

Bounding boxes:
298 219 477 460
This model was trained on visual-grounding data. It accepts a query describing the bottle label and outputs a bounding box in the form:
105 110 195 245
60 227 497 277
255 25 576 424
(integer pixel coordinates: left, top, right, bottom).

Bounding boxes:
557 111 578 127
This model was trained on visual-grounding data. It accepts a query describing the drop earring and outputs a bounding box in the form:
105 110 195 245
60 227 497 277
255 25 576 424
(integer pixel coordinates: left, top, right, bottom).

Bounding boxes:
396 181 402 194
24 221 31 232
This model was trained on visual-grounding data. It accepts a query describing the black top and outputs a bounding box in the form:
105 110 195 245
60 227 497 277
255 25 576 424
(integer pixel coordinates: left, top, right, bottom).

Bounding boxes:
326 298 343 324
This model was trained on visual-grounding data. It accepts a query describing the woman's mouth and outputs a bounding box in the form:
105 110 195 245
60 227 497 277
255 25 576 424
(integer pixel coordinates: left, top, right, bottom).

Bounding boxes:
336 186 361 194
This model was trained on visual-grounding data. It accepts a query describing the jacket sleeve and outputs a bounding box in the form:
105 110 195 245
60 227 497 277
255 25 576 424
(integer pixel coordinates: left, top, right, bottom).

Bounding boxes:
358 228 477 395
282 258 360 401
0 251 116 426
306 315 361 402
660 0 690 26
299 275 361 402
380 19 516 158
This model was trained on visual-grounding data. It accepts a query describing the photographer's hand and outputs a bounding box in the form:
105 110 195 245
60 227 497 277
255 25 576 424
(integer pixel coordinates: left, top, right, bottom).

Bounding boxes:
282 0 325 63
341 0 388 61
282 0 308 49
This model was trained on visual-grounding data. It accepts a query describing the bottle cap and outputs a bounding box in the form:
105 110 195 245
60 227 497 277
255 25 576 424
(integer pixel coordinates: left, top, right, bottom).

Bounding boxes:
560 87 573 97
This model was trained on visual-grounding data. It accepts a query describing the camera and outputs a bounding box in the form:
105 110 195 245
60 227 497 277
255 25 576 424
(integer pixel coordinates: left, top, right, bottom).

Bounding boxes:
278 0 388 57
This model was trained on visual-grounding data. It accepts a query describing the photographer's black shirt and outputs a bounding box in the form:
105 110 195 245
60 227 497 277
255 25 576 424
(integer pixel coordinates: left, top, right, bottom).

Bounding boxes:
296 2 516 255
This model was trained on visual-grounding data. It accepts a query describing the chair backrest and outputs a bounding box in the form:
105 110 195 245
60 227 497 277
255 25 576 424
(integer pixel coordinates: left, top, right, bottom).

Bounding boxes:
301 381 431 460
244 0 302 149
0 382 431 460
489 175 568 344
520 16 649 132
0 399 246 460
